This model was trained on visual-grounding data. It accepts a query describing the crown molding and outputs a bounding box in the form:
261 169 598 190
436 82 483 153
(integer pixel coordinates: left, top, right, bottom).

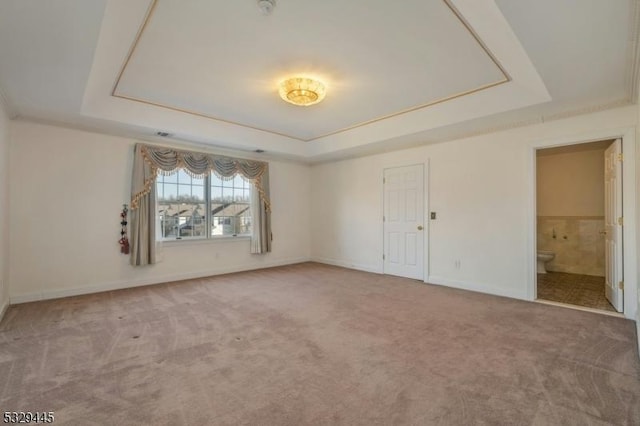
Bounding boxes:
542 98 632 122
428 98 632 145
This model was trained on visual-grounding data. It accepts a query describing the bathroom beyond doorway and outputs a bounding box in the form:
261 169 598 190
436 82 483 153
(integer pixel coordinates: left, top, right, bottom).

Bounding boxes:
535 139 619 313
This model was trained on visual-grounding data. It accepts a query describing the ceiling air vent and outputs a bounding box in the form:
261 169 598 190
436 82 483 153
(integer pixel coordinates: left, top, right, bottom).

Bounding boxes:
156 131 172 137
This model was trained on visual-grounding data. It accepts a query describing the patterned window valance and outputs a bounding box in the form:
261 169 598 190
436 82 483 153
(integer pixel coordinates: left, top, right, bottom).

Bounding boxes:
131 144 270 212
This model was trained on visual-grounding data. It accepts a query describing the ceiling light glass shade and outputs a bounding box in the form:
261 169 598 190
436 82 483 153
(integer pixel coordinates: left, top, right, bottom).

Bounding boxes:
278 77 326 106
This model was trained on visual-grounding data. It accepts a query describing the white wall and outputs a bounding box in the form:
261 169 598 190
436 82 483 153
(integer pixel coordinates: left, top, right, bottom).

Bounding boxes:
311 105 638 319
9 121 311 302
6 106 640 323
311 125 530 299
0 99 9 317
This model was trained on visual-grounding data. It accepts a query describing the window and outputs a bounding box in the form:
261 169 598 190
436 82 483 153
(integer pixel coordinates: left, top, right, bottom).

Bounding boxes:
211 174 251 237
157 171 252 240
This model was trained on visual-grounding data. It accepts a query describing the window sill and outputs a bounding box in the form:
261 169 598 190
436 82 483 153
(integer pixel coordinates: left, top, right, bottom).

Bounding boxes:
161 235 251 247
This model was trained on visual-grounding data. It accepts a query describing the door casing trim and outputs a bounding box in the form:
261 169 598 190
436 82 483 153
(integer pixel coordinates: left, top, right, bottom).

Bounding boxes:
527 127 637 320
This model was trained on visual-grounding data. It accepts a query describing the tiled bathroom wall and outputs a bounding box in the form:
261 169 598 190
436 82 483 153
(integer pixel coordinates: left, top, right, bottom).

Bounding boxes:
537 216 605 276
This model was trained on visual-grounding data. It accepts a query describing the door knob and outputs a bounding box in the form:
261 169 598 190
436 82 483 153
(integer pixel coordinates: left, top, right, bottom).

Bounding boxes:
417 225 423 231
599 230 607 235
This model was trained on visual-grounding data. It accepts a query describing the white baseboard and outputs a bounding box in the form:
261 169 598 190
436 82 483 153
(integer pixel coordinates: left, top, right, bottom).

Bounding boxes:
0 300 9 323
311 256 382 274
426 275 527 300
10 257 311 304
310 260 527 301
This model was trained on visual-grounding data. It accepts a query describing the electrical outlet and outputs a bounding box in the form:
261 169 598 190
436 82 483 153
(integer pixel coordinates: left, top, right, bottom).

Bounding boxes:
454 260 461 270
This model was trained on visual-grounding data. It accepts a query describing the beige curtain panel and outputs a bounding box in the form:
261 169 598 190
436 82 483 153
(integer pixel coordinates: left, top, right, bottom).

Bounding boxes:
130 143 272 266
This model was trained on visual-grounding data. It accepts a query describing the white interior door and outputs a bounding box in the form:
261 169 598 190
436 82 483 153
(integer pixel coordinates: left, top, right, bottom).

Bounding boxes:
383 164 424 280
604 139 623 312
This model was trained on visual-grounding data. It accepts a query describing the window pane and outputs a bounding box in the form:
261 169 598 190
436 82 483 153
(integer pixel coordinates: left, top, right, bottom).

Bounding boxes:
158 208 179 239
160 184 178 201
191 184 205 201
211 186 222 201
158 171 205 240
160 169 252 240
222 187 233 201
178 184 192 199
177 169 191 183
163 173 178 184
210 185 252 237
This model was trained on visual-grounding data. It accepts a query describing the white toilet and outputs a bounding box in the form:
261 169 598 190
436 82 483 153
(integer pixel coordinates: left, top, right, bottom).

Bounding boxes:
537 250 555 273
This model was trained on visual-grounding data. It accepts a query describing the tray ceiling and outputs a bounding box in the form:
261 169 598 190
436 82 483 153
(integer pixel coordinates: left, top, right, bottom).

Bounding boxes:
0 0 635 161
113 0 508 141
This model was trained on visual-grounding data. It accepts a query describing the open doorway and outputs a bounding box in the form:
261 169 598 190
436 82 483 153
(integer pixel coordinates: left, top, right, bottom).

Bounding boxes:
535 139 622 313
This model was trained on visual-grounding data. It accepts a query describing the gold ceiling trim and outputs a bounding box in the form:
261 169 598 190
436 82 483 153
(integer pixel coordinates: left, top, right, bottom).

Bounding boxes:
443 0 511 83
112 0 158 101
113 93 299 140
112 0 511 142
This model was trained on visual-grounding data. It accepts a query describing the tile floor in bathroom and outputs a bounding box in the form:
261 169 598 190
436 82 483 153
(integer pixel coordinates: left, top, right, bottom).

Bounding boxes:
537 271 615 312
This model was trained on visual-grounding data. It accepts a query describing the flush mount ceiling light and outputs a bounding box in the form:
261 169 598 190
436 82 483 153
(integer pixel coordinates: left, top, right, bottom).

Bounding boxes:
278 77 327 106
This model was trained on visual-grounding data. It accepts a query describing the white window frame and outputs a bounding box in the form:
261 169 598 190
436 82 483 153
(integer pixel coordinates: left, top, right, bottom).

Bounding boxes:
156 171 252 241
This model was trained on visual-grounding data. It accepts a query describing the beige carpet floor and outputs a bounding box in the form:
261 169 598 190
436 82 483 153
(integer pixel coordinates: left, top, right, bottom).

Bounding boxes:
1 262 639 425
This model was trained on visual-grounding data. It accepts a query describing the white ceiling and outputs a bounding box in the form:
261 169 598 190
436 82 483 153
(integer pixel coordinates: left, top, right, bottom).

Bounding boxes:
0 0 637 162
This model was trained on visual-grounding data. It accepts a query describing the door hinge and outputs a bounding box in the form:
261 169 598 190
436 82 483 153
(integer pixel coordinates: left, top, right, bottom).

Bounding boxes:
383 177 386 184
383 254 385 260
618 153 623 162
383 215 385 222
618 281 624 290
618 216 623 226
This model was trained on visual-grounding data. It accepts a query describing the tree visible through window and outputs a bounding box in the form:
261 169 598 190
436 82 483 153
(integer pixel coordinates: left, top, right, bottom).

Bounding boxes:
156 171 252 240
